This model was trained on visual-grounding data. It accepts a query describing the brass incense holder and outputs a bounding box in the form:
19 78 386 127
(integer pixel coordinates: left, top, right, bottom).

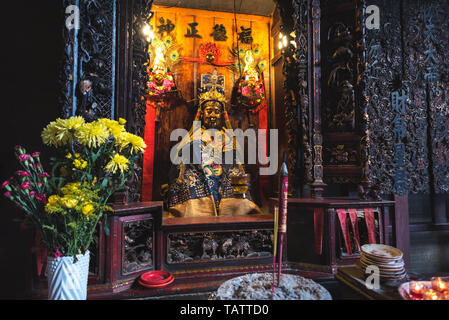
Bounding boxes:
231 174 250 199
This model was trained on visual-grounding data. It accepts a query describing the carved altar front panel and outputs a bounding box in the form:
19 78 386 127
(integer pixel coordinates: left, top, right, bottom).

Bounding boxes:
167 230 273 264
122 217 154 275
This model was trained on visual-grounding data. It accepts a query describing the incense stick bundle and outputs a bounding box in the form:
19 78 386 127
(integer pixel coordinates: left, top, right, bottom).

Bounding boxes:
272 206 279 293
277 152 288 287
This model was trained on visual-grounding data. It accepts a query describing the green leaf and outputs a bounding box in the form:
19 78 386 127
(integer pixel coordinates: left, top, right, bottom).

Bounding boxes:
101 178 109 189
103 218 110 236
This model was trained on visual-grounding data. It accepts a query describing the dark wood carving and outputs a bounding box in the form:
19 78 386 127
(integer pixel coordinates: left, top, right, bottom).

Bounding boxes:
365 0 448 197
274 0 300 194
324 143 359 165
354 0 374 199
364 0 400 197
76 0 116 120
419 1 449 194
310 0 326 198
395 0 426 196
127 0 154 202
292 0 314 194
167 230 273 264
323 21 356 132
61 0 76 118
319 0 378 198
122 218 154 274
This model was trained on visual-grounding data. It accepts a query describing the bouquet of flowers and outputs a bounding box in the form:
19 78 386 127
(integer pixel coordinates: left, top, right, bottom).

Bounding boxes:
2 116 146 257
147 69 176 97
236 75 266 112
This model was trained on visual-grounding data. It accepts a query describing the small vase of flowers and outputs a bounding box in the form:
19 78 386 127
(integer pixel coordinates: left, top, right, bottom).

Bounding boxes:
2 116 146 300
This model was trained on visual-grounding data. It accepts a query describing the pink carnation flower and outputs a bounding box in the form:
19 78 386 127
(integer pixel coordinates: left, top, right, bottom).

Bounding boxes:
32 152 40 157
16 170 31 177
4 192 11 198
35 193 47 204
20 182 31 190
39 172 50 178
54 247 64 258
18 154 31 162
1 180 10 189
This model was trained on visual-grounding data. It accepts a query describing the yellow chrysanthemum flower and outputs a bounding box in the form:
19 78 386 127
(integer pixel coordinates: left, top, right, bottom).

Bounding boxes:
115 132 147 154
41 121 60 146
60 197 78 209
61 182 81 195
62 116 85 130
97 118 125 139
82 203 95 216
118 118 127 125
42 119 73 147
45 202 65 214
45 203 58 214
73 159 88 170
74 122 110 148
48 195 60 205
105 154 129 174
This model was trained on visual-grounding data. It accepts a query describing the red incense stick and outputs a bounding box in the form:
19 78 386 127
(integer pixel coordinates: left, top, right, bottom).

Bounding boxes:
278 233 284 286
272 206 279 294
277 152 288 287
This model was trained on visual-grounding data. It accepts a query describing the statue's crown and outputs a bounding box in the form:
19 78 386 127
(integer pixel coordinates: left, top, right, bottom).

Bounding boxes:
199 86 226 107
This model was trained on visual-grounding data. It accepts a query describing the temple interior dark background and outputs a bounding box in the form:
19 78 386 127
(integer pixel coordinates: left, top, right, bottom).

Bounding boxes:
0 1 62 298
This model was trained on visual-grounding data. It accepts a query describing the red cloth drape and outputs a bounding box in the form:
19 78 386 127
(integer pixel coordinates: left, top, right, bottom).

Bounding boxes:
348 208 361 251
364 208 377 244
336 209 352 255
314 208 324 255
141 100 157 201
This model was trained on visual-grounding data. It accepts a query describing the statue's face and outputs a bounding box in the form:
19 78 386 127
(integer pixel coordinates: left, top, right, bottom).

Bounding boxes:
202 101 223 129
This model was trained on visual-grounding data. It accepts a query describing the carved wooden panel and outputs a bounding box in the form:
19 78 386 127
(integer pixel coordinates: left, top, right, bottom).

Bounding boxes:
167 230 273 264
127 0 154 202
122 218 154 275
364 0 401 196
320 1 362 191
61 0 117 120
401 0 432 195
292 0 314 193
366 0 449 197
416 0 449 194
274 0 301 194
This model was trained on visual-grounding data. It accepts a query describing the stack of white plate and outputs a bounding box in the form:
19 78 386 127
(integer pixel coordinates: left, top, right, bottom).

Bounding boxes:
356 244 407 281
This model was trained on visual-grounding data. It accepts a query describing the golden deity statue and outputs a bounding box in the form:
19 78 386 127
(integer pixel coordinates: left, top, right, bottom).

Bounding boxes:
166 70 261 217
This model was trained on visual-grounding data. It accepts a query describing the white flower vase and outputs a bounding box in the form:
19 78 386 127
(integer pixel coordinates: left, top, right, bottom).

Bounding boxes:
45 251 90 300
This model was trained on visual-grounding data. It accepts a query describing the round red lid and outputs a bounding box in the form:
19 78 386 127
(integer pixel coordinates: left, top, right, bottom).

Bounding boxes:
140 271 173 285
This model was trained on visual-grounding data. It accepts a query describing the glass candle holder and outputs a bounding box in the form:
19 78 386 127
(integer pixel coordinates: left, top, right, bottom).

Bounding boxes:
431 277 448 292
409 282 425 300
423 289 440 301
